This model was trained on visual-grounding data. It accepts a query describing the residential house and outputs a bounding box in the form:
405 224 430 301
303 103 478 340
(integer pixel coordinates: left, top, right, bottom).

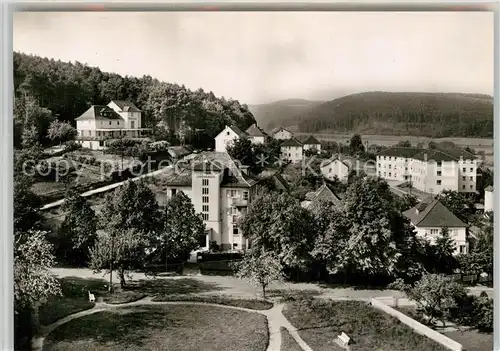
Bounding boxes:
302 135 322 153
166 146 191 162
281 138 303 164
403 198 469 254
245 123 268 144
320 156 356 182
214 125 247 152
376 146 479 194
301 183 342 210
484 186 494 213
75 100 151 150
161 151 283 251
273 127 294 140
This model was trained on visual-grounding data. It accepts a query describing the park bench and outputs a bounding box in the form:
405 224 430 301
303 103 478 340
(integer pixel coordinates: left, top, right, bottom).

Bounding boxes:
88 291 96 303
337 332 350 347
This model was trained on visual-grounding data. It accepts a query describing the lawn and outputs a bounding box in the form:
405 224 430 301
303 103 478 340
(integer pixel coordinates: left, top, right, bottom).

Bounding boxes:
280 327 302 351
39 277 107 326
42 305 269 351
443 330 493 351
282 298 448 351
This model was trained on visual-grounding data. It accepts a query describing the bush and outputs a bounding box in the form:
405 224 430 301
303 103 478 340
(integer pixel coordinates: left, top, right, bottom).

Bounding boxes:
198 252 244 262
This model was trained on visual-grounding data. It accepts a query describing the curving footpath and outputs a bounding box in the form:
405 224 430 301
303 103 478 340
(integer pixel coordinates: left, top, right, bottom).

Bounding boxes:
32 296 313 351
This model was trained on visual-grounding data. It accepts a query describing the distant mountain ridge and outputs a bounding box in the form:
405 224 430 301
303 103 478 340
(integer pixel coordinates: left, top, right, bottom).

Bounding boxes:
250 91 493 138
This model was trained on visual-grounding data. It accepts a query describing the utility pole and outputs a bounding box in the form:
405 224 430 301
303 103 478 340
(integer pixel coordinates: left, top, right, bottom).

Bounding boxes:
109 231 114 293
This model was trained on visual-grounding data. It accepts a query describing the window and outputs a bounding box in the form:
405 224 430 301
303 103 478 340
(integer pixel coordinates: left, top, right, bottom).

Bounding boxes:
436 180 441 185
109 121 112 125
117 121 119 126
389 157 392 161
388 165 392 169
227 131 230 135
202 188 209 195
431 229 439 235
462 185 466 190
378 164 381 168
202 213 209 221
230 207 238 215
202 196 209 203
463 168 466 173
233 226 239 235
462 176 466 181
243 191 249 200
131 121 134 128
470 185 473 189
452 229 458 237
202 205 209 212
202 179 209 186
388 173 392 177
437 171 442 176
384 156 386 160
460 245 467 254
171 189 177 196
384 172 386 177
470 168 473 172
470 176 473 181
378 171 381 176
233 243 238 249
228 190 237 198
437 161 442 167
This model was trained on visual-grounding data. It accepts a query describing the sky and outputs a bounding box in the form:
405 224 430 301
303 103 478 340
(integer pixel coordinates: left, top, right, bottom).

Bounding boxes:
13 11 494 105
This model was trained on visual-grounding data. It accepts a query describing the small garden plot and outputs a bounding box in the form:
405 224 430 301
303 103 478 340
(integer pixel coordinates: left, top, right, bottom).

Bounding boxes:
282 298 447 351
43 305 269 351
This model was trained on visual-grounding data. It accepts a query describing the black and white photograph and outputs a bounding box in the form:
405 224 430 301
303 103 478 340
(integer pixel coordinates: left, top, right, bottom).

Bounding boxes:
11 10 494 351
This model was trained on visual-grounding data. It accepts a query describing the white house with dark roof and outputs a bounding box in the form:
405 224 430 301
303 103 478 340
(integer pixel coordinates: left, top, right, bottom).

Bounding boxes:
302 135 322 153
320 156 354 182
214 125 247 152
376 146 479 194
273 127 294 140
280 138 303 164
403 198 468 254
75 100 151 150
245 123 268 144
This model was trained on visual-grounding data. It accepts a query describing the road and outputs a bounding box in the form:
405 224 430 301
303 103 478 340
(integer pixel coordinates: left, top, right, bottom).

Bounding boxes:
41 165 173 211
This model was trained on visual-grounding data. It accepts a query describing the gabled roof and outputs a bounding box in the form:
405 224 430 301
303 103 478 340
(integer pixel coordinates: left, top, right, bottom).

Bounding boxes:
281 138 303 147
75 105 124 121
403 198 467 228
302 135 321 145
167 146 190 159
377 146 476 162
302 183 341 209
321 156 353 169
245 124 267 137
272 127 293 135
228 125 247 138
110 100 141 112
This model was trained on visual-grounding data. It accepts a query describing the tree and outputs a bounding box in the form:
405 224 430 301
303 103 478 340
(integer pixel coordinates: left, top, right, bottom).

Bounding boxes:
239 192 316 269
396 140 412 147
226 136 263 174
14 176 43 233
233 249 285 299
433 227 458 274
472 293 493 332
397 193 419 212
14 230 61 344
349 134 365 154
47 120 77 145
58 187 97 265
438 190 475 224
154 192 205 269
391 274 467 326
90 180 160 290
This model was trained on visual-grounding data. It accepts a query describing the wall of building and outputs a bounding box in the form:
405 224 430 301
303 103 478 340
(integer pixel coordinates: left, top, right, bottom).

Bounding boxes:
321 160 349 181
303 144 322 152
250 136 266 144
281 146 303 163
215 127 240 152
458 159 478 193
415 226 468 254
485 189 494 212
274 130 293 140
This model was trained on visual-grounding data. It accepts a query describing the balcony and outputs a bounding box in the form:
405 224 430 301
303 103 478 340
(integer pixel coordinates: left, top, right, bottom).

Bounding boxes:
231 198 248 207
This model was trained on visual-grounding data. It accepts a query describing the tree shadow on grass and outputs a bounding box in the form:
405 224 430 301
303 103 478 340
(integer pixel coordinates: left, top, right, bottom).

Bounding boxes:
125 278 224 296
267 289 322 301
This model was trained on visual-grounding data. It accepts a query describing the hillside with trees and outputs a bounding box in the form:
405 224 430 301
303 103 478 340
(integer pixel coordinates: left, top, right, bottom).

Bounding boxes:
13 52 256 148
252 92 493 138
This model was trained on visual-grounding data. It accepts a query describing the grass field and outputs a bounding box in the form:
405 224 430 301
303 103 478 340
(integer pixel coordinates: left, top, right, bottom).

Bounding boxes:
151 294 274 310
282 298 447 351
42 305 269 351
280 327 302 351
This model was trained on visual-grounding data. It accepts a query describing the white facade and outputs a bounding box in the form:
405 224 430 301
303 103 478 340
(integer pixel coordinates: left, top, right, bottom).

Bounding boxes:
249 135 266 144
281 145 303 164
215 126 243 152
107 101 143 129
376 152 478 194
321 159 349 182
414 226 468 255
485 187 494 212
303 143 322 152
274 128 294 140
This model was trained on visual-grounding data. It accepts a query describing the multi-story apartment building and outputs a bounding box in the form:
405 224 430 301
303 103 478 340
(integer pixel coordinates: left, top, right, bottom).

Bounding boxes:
162 151 286 251
75 100 151 150
376 147 479 194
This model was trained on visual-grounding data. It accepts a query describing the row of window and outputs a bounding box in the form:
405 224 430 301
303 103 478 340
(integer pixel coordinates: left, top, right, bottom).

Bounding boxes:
227 190 249 200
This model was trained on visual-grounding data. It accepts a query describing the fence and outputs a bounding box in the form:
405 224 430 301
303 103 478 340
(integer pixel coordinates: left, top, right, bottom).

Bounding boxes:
370 298 463 351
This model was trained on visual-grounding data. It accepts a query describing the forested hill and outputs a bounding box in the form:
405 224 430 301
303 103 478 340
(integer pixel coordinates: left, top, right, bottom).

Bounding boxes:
295 92 493 138
13 52 256 145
